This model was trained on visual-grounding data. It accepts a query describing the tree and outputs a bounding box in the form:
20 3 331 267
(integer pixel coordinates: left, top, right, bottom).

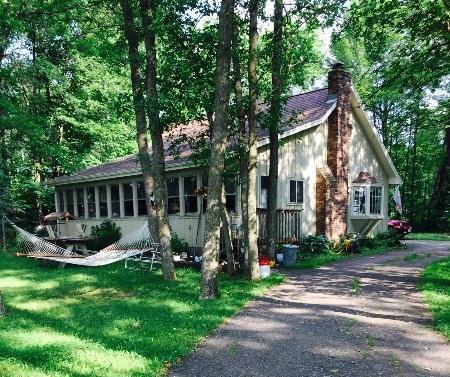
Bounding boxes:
120 0 175 280
200 0 235 299
246 0 260 279
0 293 5 315
266 0 283 259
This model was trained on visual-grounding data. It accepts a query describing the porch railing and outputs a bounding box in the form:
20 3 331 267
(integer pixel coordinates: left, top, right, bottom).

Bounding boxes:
257 209 303 244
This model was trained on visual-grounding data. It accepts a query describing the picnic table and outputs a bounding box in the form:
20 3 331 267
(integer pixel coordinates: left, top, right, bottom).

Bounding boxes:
43 237 92 256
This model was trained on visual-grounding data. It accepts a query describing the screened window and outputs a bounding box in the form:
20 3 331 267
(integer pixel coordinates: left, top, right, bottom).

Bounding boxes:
225 181 236 213
167 177 180 215
370 186 382 215
289 180 304 204
99 186 107 217
137 181 147 216
201 175 208 213
65 190 74 215
260 176 269 208
184 176 198 214
123 182 134 217
352 186 366 215
76 189 85 218
111 184 120 218
58 190 65 212
87 187 96 218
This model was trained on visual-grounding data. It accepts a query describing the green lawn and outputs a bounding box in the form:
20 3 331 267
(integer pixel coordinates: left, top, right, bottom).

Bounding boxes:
0 253 282 377
406 233 450 241
419 257 450 339
291 246 405 269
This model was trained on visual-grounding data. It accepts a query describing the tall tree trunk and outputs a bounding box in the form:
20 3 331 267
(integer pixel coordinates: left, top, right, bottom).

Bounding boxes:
232 22 250 271
408 117 419 222
266 0 283 258
120 0 175 280
431 125 450 230
200 0 235 299
221 185 236 276
246 0 260 279
139 0 176 280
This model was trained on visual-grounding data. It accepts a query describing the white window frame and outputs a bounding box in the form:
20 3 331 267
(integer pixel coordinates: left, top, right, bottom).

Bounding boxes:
287 178 305 205
351 183 384 218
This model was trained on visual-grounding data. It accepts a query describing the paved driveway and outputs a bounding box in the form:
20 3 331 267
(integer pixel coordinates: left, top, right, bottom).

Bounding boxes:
170 241 450 377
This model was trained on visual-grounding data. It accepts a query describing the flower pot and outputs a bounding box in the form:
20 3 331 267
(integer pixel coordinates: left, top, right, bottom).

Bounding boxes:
259 265 270 278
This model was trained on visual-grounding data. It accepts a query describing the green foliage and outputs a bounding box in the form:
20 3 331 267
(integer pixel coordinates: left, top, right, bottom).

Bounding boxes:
360 231 402 250
419 257 450 339
0 252 282 376
86 220 122 251
298 234 330 254
170 232 189 254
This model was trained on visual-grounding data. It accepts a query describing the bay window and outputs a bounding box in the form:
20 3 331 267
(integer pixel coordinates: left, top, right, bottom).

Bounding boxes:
352 185 383 216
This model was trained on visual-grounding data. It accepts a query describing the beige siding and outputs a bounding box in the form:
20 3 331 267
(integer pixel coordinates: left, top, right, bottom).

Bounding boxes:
349 110 389 235
256 123 327 236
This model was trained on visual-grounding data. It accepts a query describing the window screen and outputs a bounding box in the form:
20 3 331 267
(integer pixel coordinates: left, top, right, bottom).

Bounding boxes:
76 189 85 218
137 181 147 216
123 182 134 217
370 186 382 215
167 177 180 215
99 186 107 217
66 190 74 215
352 186 366 215
184 176 198 214
111 184 120 218
260 176 269 208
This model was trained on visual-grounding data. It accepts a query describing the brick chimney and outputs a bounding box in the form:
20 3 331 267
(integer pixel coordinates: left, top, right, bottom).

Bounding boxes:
316 63 352 240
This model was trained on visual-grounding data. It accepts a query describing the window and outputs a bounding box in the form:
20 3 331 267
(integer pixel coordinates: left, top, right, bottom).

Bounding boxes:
77 189 85 218
137 181 147 216
167 177 180 215
370 186 382 215
352 186 366 215
184 176 198 214
99 186 107 217
123 182 134 217
87 187 96 218
111 184 120 218
225 181 236 213
260 176 269 208
289 180 304 204
201 175 208 213
58 190 64 212
66 189 74 215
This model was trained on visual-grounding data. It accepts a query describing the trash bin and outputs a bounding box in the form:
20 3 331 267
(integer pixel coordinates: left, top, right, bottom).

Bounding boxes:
282 244 299 266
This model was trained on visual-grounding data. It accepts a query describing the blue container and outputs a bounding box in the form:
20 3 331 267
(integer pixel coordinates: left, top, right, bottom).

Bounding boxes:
282 244 299 266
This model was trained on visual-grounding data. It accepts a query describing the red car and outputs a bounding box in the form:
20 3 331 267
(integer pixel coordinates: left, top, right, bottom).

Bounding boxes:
388 219 412 237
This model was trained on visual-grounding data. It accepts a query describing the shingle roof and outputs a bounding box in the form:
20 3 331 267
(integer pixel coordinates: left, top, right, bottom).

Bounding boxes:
48 88 335 185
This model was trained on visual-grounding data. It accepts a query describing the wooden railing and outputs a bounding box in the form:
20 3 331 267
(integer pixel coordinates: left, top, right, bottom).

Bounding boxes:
256 209 303 244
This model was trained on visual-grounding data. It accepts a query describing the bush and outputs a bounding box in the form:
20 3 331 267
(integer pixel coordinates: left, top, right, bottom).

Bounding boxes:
87 220 121 251
360 230 401 250
299 235 330 254
171 233 188 254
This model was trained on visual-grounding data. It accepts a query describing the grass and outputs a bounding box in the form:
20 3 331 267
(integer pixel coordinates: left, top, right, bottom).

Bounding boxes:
351 278 361 295
0 252 283 377
418 257 450 340
406 233 450 241
290 245 405 270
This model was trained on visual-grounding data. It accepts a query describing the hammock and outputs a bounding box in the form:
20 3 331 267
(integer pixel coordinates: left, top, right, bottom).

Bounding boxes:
10 221 159 267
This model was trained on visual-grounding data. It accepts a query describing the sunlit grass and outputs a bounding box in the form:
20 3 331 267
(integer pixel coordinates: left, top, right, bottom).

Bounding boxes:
291 245 405 269
419 257 450 339
0 252 283 377
406 233 450 241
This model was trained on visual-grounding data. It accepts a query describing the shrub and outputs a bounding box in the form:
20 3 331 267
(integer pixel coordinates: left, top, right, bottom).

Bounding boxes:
171 233 188 254
360 230 401 250
299 235 330 254
87 220 121 251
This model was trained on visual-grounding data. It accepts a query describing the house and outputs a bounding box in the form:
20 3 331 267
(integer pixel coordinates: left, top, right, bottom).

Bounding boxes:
46 63 401 248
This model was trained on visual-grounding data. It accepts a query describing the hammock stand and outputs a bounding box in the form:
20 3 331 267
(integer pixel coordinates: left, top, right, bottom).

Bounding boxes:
3 218 160 270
